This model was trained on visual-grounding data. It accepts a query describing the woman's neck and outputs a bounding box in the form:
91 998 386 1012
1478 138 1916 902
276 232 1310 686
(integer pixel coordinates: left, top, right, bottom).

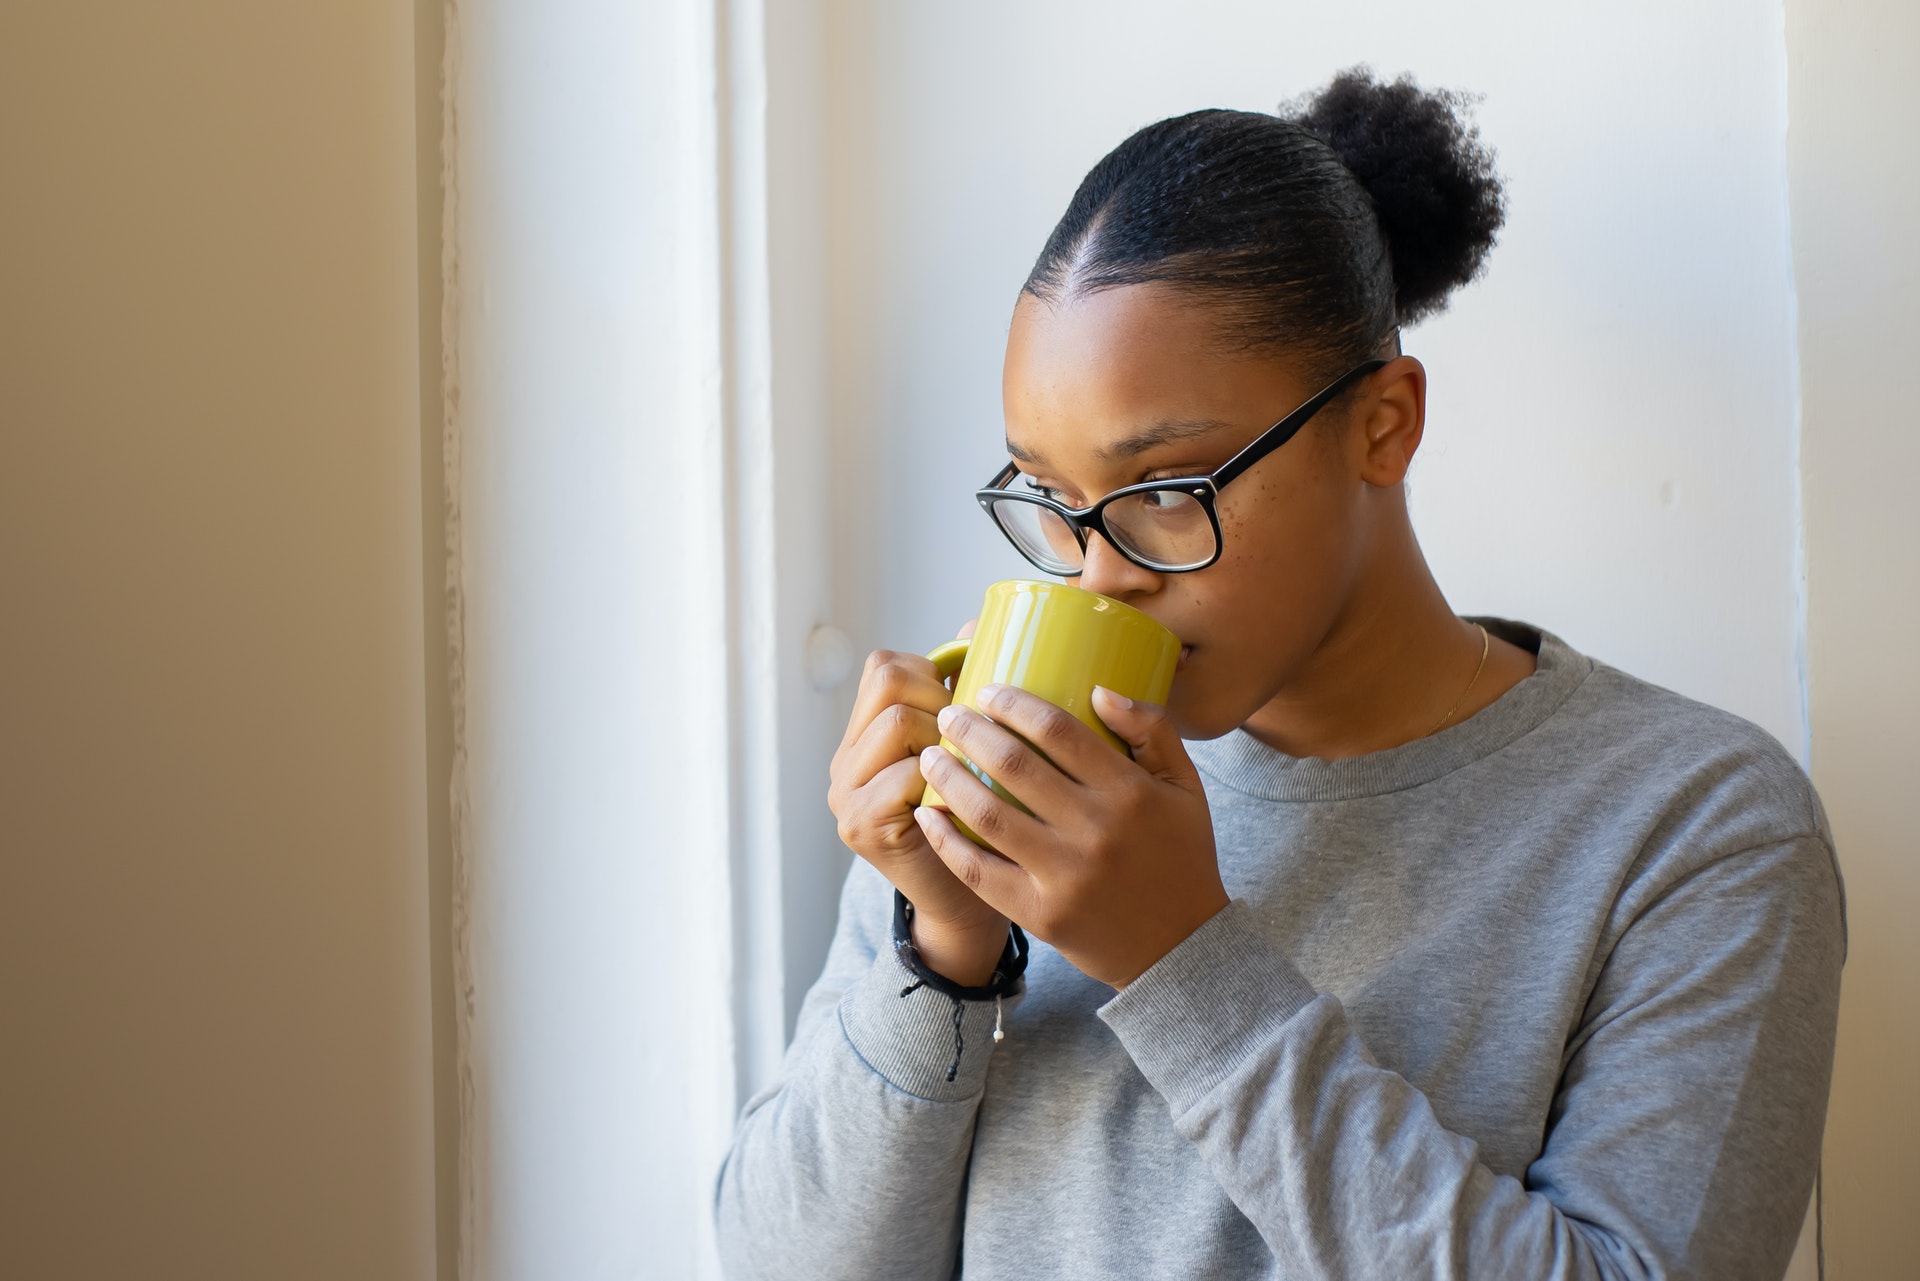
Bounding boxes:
1239 518 1536 760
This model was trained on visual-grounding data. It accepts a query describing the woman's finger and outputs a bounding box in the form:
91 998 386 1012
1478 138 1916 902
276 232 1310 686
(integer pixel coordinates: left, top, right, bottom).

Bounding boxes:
916 739 1050 861
861 753 941 816
837 650 951 753
914 805 1036 925
836 702 942 791
930 702 1079 817
841 759 1007 930
833 751 938 858
1090 686 1202 787
968 684 1122 787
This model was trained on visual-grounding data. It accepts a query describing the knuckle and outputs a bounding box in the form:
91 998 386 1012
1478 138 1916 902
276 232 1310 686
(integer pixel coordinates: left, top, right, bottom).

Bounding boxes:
1086 826 1123 864
870 660 912 702
983 732 1031 780
969 802 1009 842
988 742 1029 782
957 855 988 891
1030 705 1075 745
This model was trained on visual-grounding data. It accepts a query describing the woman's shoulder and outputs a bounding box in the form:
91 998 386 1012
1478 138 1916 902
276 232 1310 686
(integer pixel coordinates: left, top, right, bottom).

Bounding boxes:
1564 648 1815 821
1491 624 1845 956
1520 626 1837 894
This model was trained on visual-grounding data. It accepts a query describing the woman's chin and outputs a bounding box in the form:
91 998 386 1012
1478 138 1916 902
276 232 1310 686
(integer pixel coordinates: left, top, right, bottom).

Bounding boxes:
1166 680 1241 743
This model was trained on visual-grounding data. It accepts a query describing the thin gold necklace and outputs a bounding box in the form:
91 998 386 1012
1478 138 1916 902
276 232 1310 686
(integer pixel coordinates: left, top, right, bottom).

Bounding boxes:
1427 623 1490 737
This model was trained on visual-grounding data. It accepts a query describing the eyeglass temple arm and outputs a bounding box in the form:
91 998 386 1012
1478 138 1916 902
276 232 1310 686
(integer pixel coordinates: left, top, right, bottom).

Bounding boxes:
1209 357 1391 491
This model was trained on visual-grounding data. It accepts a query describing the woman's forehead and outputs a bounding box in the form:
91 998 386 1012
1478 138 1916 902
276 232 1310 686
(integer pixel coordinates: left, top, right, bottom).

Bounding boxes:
1006 285 1217 388
1003 287 1311 464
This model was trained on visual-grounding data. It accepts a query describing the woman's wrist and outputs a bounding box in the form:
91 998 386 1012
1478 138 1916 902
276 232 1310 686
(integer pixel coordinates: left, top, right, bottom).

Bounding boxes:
909 911 1011 987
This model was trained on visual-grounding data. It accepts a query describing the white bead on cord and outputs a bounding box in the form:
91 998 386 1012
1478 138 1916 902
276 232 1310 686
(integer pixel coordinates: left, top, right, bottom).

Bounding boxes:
993 993 1005 1043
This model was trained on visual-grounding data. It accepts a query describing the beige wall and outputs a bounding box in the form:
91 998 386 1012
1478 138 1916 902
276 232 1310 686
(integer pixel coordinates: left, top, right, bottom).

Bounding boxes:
0 4 438 1279
1787 3 1920 1278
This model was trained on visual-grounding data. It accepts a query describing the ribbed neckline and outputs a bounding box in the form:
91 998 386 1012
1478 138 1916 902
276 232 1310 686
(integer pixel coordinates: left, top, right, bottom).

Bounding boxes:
1186 618 1592 803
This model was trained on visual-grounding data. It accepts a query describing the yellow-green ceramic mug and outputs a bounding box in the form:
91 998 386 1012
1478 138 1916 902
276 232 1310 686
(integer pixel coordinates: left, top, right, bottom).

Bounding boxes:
922 579 1181 845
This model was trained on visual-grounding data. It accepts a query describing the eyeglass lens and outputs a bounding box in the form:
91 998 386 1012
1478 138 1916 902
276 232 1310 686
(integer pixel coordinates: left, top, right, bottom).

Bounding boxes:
988 497 1083 573
1101 489 1214 570
986 487 1216 573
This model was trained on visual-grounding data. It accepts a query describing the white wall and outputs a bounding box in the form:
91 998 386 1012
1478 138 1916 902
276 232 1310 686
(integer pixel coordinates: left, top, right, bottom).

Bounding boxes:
0 3 438 1278
1786 2 1920 1276
449 1 793 1276
452 0 722 1272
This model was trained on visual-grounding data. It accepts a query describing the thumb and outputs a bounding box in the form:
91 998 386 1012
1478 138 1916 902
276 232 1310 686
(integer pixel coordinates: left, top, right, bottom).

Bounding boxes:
1091 686 1197 785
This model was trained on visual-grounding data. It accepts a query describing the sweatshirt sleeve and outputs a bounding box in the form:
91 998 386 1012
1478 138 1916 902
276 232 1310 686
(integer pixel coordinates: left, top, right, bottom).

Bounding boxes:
1095 833 1845 1281
713 857 1024 1281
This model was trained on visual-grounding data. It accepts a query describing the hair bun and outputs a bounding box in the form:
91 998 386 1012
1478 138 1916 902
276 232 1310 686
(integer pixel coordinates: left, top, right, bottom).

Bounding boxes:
1292 67 1506 325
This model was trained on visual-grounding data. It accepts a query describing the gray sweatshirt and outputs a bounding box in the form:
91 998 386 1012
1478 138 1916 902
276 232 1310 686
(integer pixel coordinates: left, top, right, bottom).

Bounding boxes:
714 620 1845 1280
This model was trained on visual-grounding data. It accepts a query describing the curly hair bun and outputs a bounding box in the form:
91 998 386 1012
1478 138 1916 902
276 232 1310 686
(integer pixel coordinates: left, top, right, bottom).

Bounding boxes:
1293 67 1506 325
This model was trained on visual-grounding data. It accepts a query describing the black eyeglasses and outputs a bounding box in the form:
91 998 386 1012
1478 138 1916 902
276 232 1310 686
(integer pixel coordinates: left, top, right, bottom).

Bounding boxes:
977 355 1390 576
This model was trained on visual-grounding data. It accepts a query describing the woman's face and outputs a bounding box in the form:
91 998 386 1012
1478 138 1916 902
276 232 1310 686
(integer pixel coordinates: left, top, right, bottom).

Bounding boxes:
1001 283 1413 740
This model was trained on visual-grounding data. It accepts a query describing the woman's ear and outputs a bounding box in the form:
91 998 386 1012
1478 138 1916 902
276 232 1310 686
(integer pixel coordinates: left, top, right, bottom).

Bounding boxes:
1354 355 1427 487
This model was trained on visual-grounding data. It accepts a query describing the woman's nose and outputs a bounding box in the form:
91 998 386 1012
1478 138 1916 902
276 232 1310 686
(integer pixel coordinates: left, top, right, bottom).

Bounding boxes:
1074 531 1162 601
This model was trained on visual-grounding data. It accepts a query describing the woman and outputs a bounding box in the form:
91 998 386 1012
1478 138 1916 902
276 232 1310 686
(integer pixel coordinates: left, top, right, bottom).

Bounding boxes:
715 69 1842 1280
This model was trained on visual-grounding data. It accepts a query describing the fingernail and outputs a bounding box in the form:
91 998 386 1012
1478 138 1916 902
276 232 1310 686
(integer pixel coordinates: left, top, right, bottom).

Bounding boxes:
978 684 1007 710
936 704 961 733
1095 685 1134 710
920 744 945 769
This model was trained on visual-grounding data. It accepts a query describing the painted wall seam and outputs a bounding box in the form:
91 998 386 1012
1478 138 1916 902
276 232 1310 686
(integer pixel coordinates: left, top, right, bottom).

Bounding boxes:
677 0 760 1272
435 2 479 1279
1776 0 1813 775
718 0 792 1111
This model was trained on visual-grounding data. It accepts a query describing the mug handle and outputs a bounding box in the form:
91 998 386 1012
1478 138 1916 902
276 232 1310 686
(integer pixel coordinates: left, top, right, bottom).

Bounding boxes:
926 637 970 683
921 636 981 838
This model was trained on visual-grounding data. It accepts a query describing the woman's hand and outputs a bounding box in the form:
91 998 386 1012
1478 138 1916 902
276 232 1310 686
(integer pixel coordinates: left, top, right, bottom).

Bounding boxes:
914 683 1229 989
827 637 1010 985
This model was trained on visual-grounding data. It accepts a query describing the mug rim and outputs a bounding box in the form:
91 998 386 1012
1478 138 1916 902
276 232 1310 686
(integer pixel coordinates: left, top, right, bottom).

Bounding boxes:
985 577 1180 646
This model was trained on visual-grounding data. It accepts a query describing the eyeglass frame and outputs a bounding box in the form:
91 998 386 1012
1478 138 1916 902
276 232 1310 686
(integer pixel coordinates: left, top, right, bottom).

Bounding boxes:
976 353 1393 576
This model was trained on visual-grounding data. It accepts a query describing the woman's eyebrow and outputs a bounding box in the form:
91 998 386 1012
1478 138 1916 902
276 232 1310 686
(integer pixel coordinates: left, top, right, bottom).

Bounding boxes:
1004 417 1236 467
1097 417 1235 461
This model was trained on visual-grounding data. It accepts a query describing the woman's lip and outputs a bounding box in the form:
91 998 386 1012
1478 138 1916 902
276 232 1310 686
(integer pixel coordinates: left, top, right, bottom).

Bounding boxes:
1177 644 1195 669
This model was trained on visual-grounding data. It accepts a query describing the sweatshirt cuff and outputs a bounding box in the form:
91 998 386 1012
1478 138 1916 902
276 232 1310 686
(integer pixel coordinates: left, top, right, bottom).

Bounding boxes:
840 935 1022 1103
1096 899 1321 1114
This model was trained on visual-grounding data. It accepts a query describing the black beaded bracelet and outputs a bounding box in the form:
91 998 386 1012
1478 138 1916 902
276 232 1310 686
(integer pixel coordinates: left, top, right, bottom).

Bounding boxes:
892 890 1029 1082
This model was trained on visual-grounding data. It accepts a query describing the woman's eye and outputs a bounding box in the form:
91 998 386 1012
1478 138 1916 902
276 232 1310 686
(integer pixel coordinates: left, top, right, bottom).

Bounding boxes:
1025 479 1075 506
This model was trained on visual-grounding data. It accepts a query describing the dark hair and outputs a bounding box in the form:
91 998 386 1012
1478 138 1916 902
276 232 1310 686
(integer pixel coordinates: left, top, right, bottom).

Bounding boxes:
1023 67 1505 380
